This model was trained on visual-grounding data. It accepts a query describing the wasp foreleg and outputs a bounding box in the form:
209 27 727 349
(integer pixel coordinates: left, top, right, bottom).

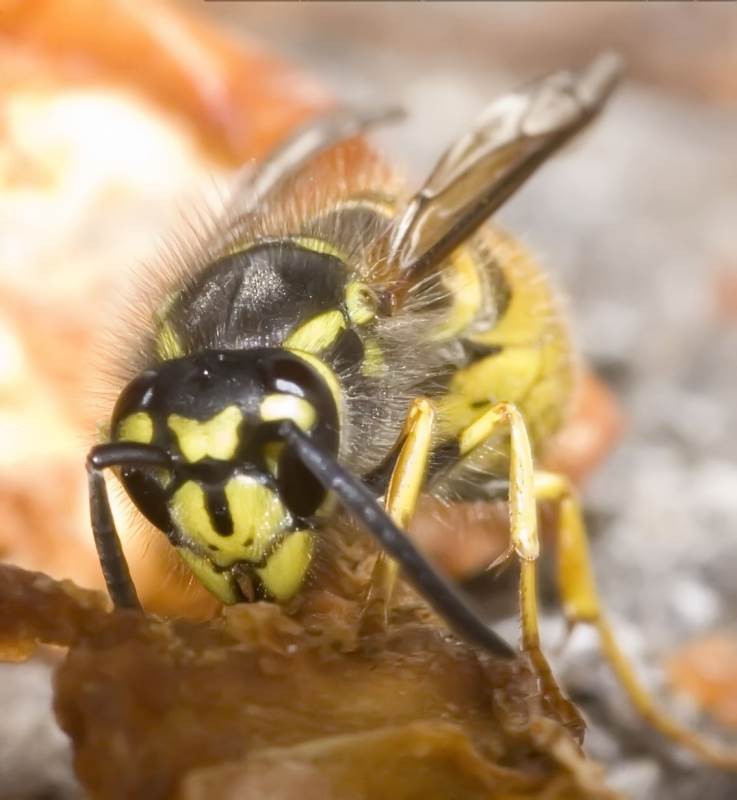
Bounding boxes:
455 403 582 736
364 398 436 627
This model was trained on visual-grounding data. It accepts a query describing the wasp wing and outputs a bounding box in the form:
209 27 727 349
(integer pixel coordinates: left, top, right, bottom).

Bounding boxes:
389 53 623 287
229 106 404 214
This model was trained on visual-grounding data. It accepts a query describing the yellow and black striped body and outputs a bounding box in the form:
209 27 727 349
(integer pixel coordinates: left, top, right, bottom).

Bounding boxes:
110 153 575 606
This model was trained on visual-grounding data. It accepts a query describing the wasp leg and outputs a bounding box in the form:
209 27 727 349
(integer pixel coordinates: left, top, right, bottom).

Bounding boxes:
534 470 737 769
363 398 436 626
455 403 583 734
86 442 170 611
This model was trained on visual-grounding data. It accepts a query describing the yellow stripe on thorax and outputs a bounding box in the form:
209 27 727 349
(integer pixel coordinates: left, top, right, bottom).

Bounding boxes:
284 309 346 354
361 337 386 377
345 281 377 325
290 236 346 261
467 230 565 350
153 292 185 361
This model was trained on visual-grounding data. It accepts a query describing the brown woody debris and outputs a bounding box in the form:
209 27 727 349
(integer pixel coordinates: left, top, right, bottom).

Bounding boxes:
0 562 617 799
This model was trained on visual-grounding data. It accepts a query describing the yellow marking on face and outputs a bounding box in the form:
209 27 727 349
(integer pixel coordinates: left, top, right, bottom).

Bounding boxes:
256 530 313 602
284 309 346 354
345 281 377 326
169 481 215 550
168 405 243 463
260 393 316 431
177 548 240 604
361 337 386 378
291 236 345 261
432 248 482 342
115 415 173 484
155 320 185 360
169 478 290 568
116 412 153 444
226 476 291 563
286 349 343 425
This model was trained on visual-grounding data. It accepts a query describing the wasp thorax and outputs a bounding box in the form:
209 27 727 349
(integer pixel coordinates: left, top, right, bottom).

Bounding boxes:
110 348 339 599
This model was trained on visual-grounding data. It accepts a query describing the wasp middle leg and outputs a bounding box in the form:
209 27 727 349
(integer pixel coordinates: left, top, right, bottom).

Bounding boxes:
445 402 583 735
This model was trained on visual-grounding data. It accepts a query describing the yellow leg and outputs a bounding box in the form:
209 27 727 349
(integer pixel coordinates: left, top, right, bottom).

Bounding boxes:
363 398 435 624
535 469 737 769
457 403 583 735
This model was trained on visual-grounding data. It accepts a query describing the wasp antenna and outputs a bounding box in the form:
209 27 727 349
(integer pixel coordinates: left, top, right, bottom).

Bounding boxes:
277 421 516 660
87 443 172 611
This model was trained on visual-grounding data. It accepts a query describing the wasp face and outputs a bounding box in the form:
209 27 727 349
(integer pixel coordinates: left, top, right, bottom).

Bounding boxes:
110 349 339 602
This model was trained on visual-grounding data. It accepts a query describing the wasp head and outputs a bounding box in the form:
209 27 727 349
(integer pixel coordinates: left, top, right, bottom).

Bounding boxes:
109 348 339 602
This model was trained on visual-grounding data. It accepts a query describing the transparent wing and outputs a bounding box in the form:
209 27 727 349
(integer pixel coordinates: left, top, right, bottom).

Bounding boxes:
227 105 404 214
389 53 623 286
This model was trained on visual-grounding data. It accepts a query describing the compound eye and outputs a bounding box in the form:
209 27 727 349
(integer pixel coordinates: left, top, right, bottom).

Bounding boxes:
276 446 325 519
259 393 316 432
257 392 325 517
111 370 158 434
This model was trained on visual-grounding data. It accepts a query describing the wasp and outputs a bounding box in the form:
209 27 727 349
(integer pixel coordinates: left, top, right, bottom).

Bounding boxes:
86 54 736 768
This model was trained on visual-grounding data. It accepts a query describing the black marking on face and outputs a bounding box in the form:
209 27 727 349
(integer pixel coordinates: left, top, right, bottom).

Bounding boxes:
206 486 233 537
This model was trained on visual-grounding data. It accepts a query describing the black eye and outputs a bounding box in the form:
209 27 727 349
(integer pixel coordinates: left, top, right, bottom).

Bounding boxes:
265 353 317 397
276 446 326 519
111 370 158 428
190 366 213 390
264 354 338 434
